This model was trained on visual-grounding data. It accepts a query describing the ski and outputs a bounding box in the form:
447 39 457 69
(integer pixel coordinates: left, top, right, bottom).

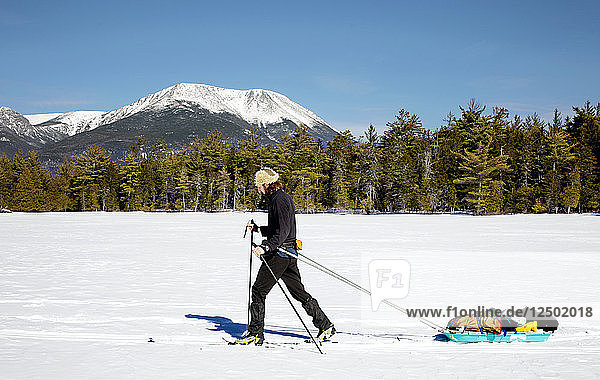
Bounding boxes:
304 338 339 344
222 337 321 352
222 337 238 345
222 336 285 346
224 336 337 345
223 336 293 346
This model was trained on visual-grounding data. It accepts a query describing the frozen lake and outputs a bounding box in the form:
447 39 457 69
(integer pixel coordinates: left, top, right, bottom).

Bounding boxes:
1 212 599 379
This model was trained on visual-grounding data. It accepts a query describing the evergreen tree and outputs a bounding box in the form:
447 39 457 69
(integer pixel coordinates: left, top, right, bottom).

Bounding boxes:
187 131 230 210
125 137 158 211
566 103 600 212
280 125 326 212
545 119 576 213
502 114 546 212
358 125 380 213
561 170 581 214
1 99 598 215
214 166 232 210
120 151 143 211
53 158 76 211
380 110 425 211
72 145 114 211
232 127 261 210
161 152 182 210
327 131 358 210
0 153 14 209
432 115 460 212
453 99 493 151
453 139 510 214
146 140 169 210
175 166 191 210
567 102 600 168
483 180 504 213
13 151 48 211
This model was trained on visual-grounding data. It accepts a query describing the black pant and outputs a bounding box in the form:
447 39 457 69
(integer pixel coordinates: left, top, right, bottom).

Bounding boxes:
248 254 332 338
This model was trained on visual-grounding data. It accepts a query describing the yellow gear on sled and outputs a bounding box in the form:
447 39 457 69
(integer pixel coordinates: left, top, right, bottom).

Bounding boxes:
515 321 538 332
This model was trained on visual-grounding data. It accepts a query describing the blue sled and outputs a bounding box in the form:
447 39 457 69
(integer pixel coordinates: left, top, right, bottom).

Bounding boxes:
444 331 553 343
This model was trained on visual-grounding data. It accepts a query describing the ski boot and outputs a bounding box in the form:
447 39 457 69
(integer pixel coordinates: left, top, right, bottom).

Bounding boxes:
316 324 336 343
233 331 264 346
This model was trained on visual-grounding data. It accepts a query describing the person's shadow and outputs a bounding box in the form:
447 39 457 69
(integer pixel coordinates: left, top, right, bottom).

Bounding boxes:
185 314 309 339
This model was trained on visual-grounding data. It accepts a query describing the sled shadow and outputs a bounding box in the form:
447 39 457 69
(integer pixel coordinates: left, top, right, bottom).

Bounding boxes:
185 314 309 339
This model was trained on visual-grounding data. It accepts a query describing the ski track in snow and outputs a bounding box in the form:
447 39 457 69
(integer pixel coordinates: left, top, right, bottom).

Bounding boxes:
1 212 599 379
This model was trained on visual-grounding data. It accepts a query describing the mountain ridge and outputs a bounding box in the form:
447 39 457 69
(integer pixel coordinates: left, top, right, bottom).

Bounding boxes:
80 83 335 133
1 83 338 162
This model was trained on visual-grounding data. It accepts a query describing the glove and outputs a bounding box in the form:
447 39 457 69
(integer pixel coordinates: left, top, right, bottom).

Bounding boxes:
252 240 271 257
252 245 265 257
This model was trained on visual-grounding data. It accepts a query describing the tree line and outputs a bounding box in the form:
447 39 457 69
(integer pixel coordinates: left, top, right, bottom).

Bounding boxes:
1 100 598 214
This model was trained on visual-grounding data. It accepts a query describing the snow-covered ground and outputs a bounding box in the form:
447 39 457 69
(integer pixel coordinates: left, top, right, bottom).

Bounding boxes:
1 213 599 379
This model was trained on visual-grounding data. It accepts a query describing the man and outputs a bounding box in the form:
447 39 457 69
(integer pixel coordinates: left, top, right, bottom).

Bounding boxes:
235 167 335 345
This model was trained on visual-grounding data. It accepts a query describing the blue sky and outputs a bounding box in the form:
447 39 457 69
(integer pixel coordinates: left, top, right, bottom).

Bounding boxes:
1 0 599 136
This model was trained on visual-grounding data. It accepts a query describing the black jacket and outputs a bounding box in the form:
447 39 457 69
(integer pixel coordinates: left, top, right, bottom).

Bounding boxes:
260 188 296 252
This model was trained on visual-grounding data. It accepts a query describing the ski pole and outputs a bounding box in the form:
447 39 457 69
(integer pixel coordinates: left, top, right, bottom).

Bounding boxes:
244 220 254 328
295 251 444 332
256 251 324 355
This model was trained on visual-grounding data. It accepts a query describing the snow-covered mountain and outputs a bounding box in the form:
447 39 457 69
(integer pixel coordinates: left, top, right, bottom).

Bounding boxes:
3 84 338 162
0 107 34 137
0 107 42 154
31 111 107 137
37 83 338 163
0 130 35 158
81 83 336 136
23 113 63 126
1 108 106 150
